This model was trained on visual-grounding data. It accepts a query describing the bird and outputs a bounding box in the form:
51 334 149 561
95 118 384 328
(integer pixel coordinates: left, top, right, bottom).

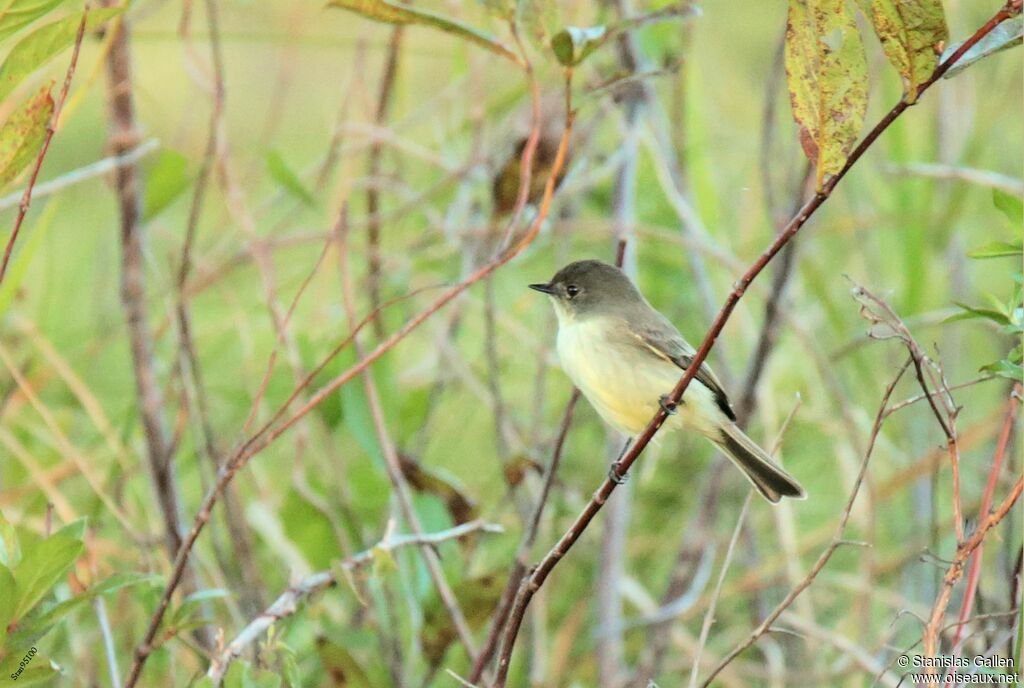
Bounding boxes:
529 259 805 503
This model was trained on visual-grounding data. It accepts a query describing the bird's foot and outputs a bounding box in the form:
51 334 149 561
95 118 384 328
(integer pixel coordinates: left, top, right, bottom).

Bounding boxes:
608 462 629 485
659 395 678 415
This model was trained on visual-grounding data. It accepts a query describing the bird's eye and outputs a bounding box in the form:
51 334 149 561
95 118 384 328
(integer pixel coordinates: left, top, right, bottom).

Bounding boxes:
566 284 580 299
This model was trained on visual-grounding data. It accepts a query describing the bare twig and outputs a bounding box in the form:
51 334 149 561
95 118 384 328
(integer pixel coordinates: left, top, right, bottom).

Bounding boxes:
0 9 90 285
206 521 502 684
921 475 1024 665
338 207 480 662
948 384 1021 655
104 5 188 558
696 358 912 687
686 396 801 686
0 139 158 211
885 162 1024 196
174 0 266 617
688 492 753 687
468 391 580 683
123 64 576 688
884 375 996 417
492 6 1020 682
852 283 964 542
366 24 405 339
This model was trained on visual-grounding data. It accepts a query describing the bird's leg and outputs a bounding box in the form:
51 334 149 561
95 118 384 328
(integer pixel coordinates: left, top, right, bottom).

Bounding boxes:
608 438 633 484
659 394 678 415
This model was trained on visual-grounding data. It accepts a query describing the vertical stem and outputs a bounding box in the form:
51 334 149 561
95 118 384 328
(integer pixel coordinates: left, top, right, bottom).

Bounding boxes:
103 7 187 568
366 25 405 340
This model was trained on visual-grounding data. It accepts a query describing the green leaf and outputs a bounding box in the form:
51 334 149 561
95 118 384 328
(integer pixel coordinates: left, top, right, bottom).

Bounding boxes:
0 85 53 188
967 240 1023 259
784 0 869 190
551 26 607 66
942 16 1022 80
8 571 161 648
142 149 190 221
281 488 337 570
858 0 947 103
0 8 123 103
0 564 17 649
266 151 315 207
947 302 1009 325
0 0 65 43
0 511 21 568
327 0 518 63
981 359 1024 381
993 188 1023 227
11 530 83 620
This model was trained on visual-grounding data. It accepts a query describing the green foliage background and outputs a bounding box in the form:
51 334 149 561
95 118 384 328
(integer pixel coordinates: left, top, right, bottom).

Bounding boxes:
0 0 1020 686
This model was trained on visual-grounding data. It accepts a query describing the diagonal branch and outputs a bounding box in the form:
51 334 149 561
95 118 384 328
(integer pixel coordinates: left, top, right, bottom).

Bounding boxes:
206 520 504 684
0 9 89 285
491 4 1021 682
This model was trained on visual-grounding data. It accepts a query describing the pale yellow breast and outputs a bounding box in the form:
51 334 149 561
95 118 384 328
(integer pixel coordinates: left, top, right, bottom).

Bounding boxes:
556 316 725 438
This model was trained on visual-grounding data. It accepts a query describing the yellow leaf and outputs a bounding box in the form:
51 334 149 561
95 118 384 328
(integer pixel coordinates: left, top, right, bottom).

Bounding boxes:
784 0 868 189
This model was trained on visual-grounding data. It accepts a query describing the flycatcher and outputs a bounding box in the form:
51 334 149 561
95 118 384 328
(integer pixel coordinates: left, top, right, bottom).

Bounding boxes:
530 259 805 503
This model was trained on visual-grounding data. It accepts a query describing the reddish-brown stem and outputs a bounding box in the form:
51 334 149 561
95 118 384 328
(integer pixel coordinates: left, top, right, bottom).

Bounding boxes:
949 384 1020 654
491 5 1019 683
922 475 1024 664
0 9 89 285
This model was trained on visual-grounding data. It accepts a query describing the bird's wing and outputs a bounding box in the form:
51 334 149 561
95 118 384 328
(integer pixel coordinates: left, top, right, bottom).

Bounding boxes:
628 314 737 421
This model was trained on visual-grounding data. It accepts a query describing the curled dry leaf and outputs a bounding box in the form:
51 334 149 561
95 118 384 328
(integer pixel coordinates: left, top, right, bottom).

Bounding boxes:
784 0 868 189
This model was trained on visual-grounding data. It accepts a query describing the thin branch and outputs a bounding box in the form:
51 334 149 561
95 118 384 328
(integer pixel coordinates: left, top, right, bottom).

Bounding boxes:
688 492 753 687
206 520 503 684
852 283 963 541
885 162 1024 196
174 0 266 618
467 391 580 683
948 384 1021 655
492 6 1020 683
366 24 405 339
697 358 912 687
0 9 90 285
338 206 480 662
0 139 159 211
884 375 996 417
100 1 222 661
921 475 1024 665
103 2 196 572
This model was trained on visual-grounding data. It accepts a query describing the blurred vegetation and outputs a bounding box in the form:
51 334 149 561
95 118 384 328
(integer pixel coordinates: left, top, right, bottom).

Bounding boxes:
0 0 1020 686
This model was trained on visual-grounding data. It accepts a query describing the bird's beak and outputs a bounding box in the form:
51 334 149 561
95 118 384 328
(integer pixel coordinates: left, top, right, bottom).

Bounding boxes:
529 283 555 295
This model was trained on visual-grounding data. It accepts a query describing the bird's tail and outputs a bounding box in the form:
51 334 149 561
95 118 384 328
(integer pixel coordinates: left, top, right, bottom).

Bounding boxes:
713 423 806 503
